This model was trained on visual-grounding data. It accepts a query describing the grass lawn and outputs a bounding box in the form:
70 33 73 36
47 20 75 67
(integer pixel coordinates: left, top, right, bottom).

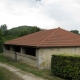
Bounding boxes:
0 53 65 80
0 67 23 80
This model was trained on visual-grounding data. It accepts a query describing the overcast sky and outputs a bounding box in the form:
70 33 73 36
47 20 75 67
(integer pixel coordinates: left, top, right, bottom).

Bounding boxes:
0 0 80 31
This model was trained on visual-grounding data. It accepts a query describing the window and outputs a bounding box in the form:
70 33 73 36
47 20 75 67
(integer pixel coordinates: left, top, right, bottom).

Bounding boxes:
4 45 10 51
14 46 21 53
25 47 36 56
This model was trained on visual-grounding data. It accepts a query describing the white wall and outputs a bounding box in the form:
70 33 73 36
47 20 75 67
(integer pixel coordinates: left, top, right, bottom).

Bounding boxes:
38 47 80 69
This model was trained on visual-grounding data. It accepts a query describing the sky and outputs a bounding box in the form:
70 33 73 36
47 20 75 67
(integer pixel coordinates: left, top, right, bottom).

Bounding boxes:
0 0 80 31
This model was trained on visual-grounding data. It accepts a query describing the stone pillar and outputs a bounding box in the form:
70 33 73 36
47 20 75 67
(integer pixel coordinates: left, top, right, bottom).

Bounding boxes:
10 46 14 51
36 49 39 68
21 47 23 54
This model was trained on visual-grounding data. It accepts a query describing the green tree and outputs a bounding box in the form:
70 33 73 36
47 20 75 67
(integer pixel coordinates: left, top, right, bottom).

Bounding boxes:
70 30 79 34
27 26 41 34
0 29 3 53
3 25 41 41
18 30 27 37
0 24 7 31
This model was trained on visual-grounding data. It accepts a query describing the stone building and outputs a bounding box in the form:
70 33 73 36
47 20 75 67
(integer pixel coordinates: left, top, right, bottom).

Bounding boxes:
3 27 80 69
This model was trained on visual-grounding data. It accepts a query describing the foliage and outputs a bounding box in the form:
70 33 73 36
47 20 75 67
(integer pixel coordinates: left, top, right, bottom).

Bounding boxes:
3 25 41 41
18 30 27 37
51 55 80 80
27 26 41 34
70 30 79 34
0 24 7 32
0 29 3 52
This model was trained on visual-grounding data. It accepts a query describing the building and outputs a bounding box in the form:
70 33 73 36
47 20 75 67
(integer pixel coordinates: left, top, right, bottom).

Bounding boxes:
3 27 80 69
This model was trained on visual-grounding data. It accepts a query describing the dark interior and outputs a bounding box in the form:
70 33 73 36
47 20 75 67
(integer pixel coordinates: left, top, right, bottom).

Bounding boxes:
4 44 36 56
4 45 10 51
13 46 21 53
25 47 36 56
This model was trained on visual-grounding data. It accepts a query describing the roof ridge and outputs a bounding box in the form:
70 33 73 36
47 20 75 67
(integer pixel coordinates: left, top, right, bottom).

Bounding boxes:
59 28 80 36
37 28 60 47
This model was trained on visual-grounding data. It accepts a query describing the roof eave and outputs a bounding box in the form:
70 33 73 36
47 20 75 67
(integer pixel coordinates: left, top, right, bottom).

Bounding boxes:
37 45 80 48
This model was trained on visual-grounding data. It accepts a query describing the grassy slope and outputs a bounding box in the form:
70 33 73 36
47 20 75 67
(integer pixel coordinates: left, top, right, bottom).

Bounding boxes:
0 53 64 80
0 67 23 80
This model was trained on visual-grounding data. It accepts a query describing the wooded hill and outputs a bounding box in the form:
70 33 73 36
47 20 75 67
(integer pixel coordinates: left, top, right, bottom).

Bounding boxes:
2 25 41 41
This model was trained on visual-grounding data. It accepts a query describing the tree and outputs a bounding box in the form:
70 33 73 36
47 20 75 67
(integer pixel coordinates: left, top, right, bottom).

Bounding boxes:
70 30 79 34
0 29 3 53
0 24 7 31
27 26 41 34
18 30 27 37
3 25 41 41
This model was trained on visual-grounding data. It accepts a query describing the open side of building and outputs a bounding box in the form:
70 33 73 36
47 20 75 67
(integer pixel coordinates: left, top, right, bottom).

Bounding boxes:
3 27 80 69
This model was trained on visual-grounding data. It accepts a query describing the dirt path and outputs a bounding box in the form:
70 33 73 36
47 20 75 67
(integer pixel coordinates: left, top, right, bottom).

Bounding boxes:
0 62 45 80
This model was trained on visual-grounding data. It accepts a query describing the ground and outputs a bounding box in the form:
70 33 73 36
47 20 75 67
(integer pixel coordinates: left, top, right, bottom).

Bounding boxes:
0 62 46 80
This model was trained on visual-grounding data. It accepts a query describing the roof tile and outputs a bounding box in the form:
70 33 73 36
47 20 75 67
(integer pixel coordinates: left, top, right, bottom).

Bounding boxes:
4 27 80 47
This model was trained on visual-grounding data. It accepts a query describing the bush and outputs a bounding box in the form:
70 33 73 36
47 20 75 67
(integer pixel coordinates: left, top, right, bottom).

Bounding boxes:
0 29 3 53
51 55 80 80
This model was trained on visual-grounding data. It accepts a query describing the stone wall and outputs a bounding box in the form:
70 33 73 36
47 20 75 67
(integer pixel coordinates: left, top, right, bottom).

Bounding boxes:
3 50 38 67
38 47 80 69
17 53 37 67
3 50 15 60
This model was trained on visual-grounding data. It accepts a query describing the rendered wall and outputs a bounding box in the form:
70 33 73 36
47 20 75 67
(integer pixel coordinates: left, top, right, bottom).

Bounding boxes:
4 45 80 69
38 47 80 69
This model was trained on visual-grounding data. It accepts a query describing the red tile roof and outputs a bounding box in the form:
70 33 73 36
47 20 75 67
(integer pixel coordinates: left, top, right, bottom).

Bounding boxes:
4 27 80 47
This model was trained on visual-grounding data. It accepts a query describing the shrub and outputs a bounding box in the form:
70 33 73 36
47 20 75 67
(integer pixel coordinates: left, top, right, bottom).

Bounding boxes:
0 29 3 53
51 55 80 80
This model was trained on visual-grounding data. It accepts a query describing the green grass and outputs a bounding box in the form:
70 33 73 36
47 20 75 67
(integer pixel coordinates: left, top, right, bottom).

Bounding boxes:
0 67 23 80
0 53 64 80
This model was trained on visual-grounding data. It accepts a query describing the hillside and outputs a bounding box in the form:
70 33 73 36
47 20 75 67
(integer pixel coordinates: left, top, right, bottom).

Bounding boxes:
3 25 41 41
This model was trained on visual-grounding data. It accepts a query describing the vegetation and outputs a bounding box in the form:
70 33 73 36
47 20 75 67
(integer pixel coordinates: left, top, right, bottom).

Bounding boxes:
0 24 41 41
70 30 79 34
0 24 7 32
2 25 41 41
51 55 80 80
0 29 3 53
0 54 64 80
0 67 23 80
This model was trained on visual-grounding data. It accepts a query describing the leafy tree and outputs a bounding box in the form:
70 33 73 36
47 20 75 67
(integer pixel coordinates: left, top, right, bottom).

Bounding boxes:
0 24 7 31
31 26 41 32
3 30 8 36
18 30 27 37
0 29 3 53
3 25 41 41
27 26 41 34
70 30 79 34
